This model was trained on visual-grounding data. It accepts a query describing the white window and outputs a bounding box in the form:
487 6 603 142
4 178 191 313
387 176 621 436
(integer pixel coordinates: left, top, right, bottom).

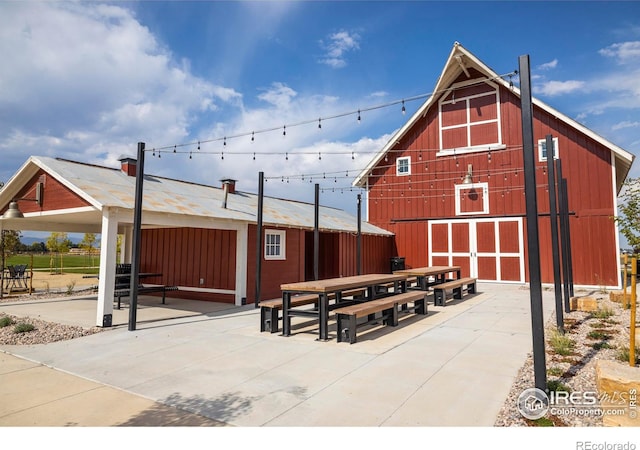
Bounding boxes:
437 79 505 157
396 156 411 176
538 137 559 161
265 229 286 260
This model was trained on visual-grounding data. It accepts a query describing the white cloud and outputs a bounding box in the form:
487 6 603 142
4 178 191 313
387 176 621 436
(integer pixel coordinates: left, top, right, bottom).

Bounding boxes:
257 82 298 109
534 80 586 96
318 30 361 68
538 59 558 70
612 121 640 131
599 41 640 64
0 2 235 177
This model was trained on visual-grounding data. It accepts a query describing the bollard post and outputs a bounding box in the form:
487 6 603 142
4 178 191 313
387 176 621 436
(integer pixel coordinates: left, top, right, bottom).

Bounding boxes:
631 257 637 367
623 253 629 308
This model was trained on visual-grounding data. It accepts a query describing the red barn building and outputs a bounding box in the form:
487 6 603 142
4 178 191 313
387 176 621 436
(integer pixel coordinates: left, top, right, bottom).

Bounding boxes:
354 42 634 288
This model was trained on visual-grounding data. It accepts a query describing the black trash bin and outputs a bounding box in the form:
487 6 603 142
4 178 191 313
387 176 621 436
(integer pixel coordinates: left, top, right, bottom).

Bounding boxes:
390 256 405 272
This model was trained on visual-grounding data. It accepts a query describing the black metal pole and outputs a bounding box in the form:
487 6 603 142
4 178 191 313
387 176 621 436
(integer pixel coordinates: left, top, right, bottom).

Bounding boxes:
357 194 362 275
255 171 264 308
0 229 4 301
562 177 575 298
519 54 547 392
556 160 571 313
128 142 145 331
546 135 564 333
314 183 319 281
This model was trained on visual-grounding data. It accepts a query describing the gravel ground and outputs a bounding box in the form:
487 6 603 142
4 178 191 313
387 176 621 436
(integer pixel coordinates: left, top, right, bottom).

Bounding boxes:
494 290 637 427
0 287 103 345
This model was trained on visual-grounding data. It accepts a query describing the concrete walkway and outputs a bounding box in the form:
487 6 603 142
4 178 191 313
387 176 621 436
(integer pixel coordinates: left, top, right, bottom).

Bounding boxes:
0 283 555 427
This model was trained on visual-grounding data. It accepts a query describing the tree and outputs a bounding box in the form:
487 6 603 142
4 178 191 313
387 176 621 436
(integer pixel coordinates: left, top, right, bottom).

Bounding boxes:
80 233 98 267
30 241 47 253
46 232 70 274
615 178 640 254
1 230 22 257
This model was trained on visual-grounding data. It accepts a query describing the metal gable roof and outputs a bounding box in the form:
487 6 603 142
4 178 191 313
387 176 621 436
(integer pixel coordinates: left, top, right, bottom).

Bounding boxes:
1 156 392 236
353 42 634 193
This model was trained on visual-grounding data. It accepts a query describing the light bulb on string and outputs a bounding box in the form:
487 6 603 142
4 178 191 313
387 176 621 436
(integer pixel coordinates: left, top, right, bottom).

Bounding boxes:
189 152 192 160
401 100 406 115
223 137 226 147
158 151 161 158
357 110 361 123
283 125 286 137
251 132 255 143
253 153 256 161
152 149 156 157
285 152 289 161
197 141 200 151
351 152 355 160
318 118 322 129
221 152 224 160
173 145 176 153
318 152 321 160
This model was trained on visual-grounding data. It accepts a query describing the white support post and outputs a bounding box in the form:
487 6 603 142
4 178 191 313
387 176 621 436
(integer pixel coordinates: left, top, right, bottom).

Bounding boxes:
235 223 248 305
122 225 133 263
96 207 118 327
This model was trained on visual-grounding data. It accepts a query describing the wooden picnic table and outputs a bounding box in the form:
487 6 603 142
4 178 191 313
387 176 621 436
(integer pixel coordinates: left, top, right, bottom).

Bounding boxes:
280 273 408 341
393 266 461 290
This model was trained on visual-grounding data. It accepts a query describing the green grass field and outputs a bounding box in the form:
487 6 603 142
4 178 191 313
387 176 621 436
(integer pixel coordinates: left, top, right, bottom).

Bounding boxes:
5 254 100 274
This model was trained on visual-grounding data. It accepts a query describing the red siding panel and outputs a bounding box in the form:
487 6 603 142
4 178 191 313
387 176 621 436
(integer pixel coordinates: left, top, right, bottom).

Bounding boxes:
140 227 236 303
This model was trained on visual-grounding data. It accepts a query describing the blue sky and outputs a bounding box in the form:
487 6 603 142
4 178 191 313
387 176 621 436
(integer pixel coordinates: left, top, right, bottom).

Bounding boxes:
1 1 640 237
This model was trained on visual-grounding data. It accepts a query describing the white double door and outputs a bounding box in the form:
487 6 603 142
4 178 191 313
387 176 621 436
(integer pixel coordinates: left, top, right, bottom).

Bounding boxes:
428 217 525 283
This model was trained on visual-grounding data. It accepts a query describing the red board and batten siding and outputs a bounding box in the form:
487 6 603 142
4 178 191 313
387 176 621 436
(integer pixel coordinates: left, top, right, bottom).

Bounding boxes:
367 73 619 286
1 169 91 215
140 227 237 302
246 225 306 304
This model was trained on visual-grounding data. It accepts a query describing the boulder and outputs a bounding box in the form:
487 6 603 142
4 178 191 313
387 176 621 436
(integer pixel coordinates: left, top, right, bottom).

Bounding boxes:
595 360 640 427
569 296 598 312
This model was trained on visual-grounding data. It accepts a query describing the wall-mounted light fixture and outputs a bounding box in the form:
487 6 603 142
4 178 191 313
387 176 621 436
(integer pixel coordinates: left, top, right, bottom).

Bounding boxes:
462 164 473 184
1 182 43 219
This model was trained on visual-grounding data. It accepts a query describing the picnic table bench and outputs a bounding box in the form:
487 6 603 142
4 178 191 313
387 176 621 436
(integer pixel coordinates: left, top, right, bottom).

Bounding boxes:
433 277 477 306
88 264 179 309
334 291 428 344
259 288 366 333
113 284 179 309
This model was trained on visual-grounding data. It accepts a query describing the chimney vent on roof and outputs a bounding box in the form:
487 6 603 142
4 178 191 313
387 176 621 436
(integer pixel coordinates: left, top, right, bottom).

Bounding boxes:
119 156 137 177
221 178 236 209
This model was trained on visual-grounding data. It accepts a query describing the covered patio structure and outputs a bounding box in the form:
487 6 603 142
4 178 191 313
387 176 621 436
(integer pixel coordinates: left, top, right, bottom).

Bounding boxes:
0 155 393 328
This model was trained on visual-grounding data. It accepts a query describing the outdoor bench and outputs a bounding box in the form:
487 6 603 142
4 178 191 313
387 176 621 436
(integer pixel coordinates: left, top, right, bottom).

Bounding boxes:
334 291 428 344
113 285 179 309
433 277 477 306
259 288 366 333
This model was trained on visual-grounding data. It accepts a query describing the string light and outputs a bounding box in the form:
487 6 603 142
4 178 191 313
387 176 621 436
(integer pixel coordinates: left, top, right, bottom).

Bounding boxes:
251 131 255 142
143 70 517 155
401 100 406 115
357 110 361 123
318 118 322 129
